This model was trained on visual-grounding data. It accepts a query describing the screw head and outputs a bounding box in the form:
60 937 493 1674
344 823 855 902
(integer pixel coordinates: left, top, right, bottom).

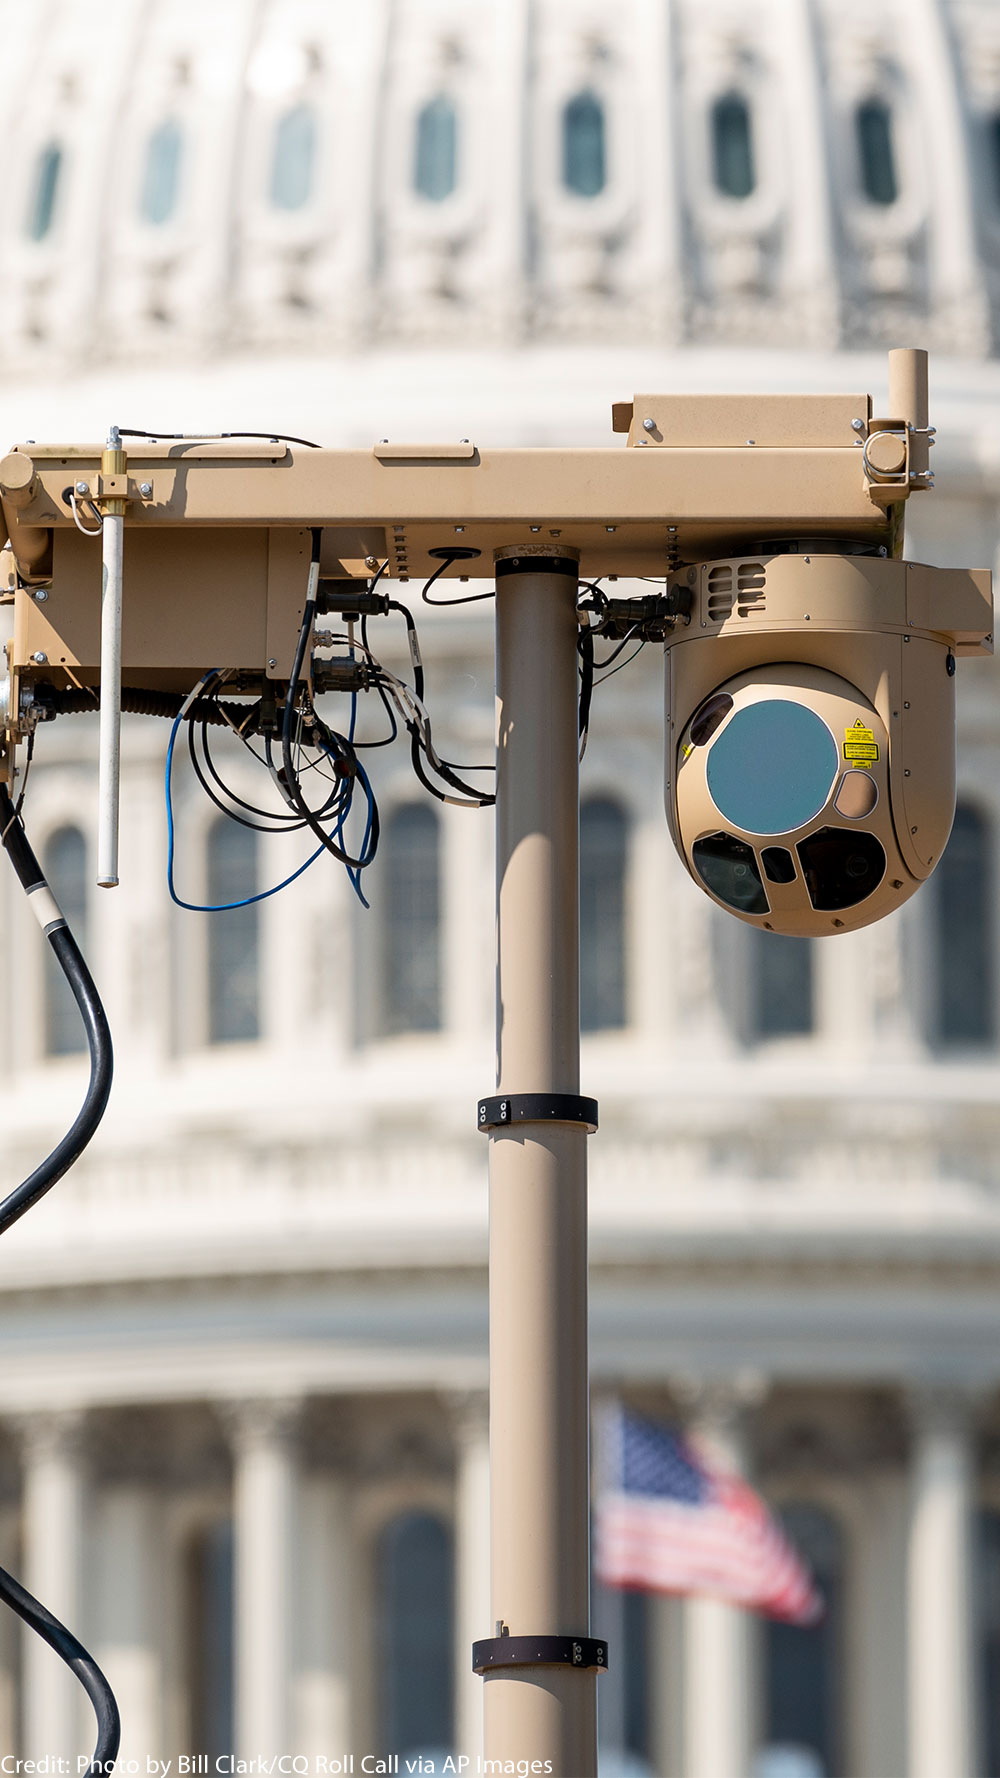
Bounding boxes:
267 658 277 669
31 651 47 664
75 481 88 496
139 481 153 498
642 417 656 433
852 418 865 432
33 588 48 602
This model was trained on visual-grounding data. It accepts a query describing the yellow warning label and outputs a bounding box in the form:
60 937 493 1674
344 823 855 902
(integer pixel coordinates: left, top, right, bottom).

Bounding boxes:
844 720 878 765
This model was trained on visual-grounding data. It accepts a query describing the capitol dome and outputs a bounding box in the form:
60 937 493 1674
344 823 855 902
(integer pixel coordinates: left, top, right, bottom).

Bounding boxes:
2 6 1000 1778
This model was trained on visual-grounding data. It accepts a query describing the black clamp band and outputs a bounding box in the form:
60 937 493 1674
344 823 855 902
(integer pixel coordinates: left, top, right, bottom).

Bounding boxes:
472 1635 608 1675
494 555 580 580
478 1094 599 1134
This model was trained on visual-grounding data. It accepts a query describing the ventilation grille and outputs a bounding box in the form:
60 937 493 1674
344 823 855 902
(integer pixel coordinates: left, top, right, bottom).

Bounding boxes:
736 561 766 617
707 564 733 621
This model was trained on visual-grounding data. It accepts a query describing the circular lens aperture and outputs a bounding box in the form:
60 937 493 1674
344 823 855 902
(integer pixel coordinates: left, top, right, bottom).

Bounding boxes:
706 699 839 836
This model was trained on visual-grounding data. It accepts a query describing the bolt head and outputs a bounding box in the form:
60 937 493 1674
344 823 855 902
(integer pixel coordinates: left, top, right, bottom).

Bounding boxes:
852 418 865 432
642 417 656 433
139 481 153 498
75 481 88 496
31 651 46 664
267 658 277 670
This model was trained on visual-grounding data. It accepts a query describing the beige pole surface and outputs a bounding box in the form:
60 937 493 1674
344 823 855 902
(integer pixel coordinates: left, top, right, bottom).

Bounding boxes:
483 547 598 1774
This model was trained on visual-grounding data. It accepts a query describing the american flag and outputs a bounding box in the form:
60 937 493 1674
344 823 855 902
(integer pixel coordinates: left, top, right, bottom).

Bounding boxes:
595 1406 822 1625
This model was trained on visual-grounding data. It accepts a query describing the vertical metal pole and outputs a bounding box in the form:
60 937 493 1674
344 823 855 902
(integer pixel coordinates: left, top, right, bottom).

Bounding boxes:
97 427 127 888
483 545 598 1775
888 346 930 480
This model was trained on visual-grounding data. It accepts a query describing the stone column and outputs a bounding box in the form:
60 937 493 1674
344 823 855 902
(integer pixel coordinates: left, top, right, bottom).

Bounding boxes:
906 1387 976 1778
681 1384 761 1778
20 1411 86 1760
96 1486 162 1762
450 1390 490 1763
229 1399 300 1760
293 1473 353 1761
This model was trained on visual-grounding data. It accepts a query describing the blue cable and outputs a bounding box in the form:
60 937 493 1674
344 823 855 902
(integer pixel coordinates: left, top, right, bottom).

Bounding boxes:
165 678 329 912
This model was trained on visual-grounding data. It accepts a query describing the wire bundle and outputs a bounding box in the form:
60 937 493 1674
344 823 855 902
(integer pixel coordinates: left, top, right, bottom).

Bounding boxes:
0 781 120 1775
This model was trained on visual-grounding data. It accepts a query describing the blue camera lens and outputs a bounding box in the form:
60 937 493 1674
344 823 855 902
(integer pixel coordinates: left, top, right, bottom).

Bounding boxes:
706 699 838 835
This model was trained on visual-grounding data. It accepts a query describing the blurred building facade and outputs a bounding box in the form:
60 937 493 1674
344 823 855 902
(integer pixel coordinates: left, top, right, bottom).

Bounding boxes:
3 3 1000 1776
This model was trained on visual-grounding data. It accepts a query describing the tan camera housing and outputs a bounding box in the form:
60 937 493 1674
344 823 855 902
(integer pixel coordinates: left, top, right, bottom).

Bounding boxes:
665 552 993 936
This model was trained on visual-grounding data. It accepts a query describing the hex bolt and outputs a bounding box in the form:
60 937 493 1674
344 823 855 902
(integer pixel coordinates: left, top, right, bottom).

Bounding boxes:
33 588 48 602
31 651 47 664
852 418 865 432
139 482 153 498
75 481 89 496
642 418 656 433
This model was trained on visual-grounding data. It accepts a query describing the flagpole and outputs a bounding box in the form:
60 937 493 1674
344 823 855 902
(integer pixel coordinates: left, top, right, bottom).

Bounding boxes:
475 547 605 1774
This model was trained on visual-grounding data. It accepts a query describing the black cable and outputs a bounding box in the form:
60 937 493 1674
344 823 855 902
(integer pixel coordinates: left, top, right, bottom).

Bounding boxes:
578 627 594 740
0 781 119 1775
421 554 495 607
0 786 112 1234
280 532 379 872
0 1564 120 1776
117 428 321 449
594 639 647 684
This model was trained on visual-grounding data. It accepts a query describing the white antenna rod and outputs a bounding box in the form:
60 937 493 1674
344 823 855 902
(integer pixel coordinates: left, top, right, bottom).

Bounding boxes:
97 424 125 887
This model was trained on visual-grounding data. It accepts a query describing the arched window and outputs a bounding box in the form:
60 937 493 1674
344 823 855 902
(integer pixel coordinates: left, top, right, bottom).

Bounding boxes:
206 820 259 1044
381 804 441 1035
25 141 63 241
856 98 898 205
931 803 995 1047
580 798 627 1032
269 103 317 211
762 1503 844 1778
748 929 813 1041
988 115 1000 209
43 826 87 1057
978 1507 1000 1777
377 1512 453 1758
414 95 458 201
562 91 606 197
185 1519 233 1759
711 92 756 199
140 118 183 225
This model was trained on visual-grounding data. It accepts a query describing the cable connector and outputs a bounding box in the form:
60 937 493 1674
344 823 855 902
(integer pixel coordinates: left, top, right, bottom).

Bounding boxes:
585 588 694 640
312 656 372 695
316 580 391 618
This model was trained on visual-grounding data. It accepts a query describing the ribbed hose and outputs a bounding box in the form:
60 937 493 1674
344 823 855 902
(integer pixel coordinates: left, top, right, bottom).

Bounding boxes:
52 686 255 728
0 780 120 1773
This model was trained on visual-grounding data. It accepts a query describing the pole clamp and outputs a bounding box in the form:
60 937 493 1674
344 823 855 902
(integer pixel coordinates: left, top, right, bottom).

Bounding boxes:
477 1094 599 1134
472 1634 608 1675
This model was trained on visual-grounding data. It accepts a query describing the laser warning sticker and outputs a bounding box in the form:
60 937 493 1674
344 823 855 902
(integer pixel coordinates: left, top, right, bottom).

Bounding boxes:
844 718 879 765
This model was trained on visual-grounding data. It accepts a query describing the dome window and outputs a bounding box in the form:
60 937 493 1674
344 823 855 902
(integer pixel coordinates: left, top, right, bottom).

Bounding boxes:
140 118 183 226
562 90 606 197
25 141 63 241
856 98 898 205
414 94 458 202
711 93 755 200
269 103 317 211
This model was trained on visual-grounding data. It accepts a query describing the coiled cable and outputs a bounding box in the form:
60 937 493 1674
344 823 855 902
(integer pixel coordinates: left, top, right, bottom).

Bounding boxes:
0 779 120 1773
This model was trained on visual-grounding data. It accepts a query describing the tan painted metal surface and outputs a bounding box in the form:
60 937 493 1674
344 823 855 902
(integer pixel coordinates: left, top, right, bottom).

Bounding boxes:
486 553 597 1774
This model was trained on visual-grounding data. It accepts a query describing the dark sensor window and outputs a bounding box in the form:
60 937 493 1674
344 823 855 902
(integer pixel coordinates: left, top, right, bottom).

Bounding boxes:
689 692 734 748
693 832 768 915
761 846 796 884
796 827 886 911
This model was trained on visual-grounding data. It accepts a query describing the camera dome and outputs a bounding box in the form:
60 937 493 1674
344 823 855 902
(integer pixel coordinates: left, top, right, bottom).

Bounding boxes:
672 663 919 936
